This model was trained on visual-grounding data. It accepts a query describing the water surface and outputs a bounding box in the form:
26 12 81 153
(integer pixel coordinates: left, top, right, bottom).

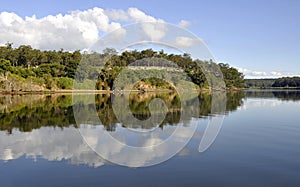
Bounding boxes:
0 91 300 186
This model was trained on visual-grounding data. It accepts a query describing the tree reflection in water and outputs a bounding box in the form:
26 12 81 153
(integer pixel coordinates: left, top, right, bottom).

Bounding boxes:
0 92 245 133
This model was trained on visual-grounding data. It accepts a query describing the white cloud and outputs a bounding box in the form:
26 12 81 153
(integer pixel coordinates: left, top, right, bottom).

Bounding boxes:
174 36 202 48
140 21 167 41
104 9 130 21
105 8 191 41
127 7 157 22
237 67 300 78
0 7 188 51
238 68 281 77
104 7 162 23
126 8 167 41
178 20 191 28
0 7 124 51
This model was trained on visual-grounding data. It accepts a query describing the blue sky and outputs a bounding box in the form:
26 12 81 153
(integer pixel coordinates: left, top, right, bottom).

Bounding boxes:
0 0 299 78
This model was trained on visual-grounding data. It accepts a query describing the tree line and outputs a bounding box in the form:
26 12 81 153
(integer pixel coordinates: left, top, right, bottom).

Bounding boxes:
272 77 300 87
0 43 245 91
245 77 300 88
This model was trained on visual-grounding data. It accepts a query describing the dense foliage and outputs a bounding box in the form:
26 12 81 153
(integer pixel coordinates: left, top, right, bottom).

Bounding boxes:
0 43 244 91
272 77 300 87
245 77 300 88
245 79 276 88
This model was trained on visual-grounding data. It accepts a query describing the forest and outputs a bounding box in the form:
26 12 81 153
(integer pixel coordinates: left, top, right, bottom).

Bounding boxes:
0 43 245 92
245 77 300 88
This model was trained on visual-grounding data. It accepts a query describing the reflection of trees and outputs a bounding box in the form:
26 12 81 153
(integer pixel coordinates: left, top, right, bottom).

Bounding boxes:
186 91 244 116
245 91 276 98
245 90 300 101
97 92 183 129
0 92 245 133
129 92 181 119
0 94 76 134
226 92 245 112
272 91 300 101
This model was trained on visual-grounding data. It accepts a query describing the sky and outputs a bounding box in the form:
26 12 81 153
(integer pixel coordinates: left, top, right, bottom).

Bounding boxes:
0 0 299 78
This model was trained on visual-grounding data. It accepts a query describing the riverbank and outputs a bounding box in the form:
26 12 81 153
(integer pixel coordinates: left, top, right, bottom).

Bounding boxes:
0 89 196 95
0 87 244 95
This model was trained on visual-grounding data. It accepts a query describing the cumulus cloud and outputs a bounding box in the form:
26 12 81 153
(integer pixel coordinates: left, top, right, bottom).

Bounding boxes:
126 8 167 41
140 21 167 41
104 9 130 21
178 20 191 28
174 36 202 48
0 7 124 51
102 8 168 41
237 67 299 78
0 7 193 50
104 7 162 23
127 7 157 22
238 68 282 77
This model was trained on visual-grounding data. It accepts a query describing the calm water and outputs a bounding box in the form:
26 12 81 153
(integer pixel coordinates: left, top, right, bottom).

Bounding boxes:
0 90 300 187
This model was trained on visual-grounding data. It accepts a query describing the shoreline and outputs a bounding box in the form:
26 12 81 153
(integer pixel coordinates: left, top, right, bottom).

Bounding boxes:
0 89 198 95
0 88 244 95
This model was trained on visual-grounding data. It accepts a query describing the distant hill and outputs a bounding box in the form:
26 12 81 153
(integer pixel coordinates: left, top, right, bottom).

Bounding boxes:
245 79 276 88
245 77 300 88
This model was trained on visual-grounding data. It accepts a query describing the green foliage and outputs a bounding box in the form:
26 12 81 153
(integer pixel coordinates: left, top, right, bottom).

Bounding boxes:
219 63 245 88
0 45 245 91
44 74 56 89
0 58 13 73
245 79 276 88
245 77 300 88
272 77 300 87
29 76 45 86
56 77 73 89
